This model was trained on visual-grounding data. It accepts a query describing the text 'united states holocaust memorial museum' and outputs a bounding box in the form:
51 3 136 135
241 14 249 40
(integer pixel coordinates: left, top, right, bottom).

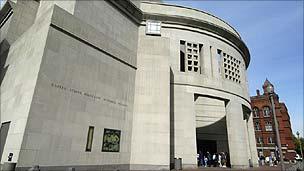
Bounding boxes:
0 0 258 170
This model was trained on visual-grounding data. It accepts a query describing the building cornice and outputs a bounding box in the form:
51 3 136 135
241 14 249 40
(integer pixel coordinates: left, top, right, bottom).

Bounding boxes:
0 0 13 28
97 1 251 68
142 12 250 68
141 1 241 38
1 0 251 68
105 0 143 25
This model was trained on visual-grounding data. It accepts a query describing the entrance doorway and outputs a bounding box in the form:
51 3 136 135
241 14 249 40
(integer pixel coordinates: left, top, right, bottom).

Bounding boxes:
197 139 217 154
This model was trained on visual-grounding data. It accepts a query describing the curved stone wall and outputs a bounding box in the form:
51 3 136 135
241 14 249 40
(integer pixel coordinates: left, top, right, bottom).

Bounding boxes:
141 2 240 38
131 2 258 170
141 2 250 68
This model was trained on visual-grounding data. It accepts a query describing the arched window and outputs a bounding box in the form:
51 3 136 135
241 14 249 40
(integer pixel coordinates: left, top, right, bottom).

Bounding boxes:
253 107 259 118
267 137 274 144
256 137 263 144
263 106 271 117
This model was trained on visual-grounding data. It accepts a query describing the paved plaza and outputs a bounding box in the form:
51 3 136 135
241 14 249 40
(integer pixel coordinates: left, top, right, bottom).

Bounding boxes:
183 162 303 171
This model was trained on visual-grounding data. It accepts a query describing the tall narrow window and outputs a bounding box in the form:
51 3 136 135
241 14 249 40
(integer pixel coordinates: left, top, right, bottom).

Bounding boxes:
209 46 213 76
263 106 271 117
255 122 261 131
257 137 263 144
267 137 274 144
199 44 203 74
180 40 186 72
85 126 94 152
253 107 259 118
217 49 222 74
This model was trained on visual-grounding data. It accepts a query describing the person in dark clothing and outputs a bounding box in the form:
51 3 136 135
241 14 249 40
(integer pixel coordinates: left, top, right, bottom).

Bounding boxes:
226 152 231 168
198 150 204 166
206 151 212 167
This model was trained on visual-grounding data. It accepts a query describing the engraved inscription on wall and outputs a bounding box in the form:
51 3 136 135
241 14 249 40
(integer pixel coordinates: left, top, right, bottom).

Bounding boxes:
51 82 127 107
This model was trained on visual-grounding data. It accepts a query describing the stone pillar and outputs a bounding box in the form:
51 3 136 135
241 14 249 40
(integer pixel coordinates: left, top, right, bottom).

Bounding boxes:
210 45 221 79
226 99 250 168
247 112 259 167
201 44 212 77
172 86 197 169
130 35 170 170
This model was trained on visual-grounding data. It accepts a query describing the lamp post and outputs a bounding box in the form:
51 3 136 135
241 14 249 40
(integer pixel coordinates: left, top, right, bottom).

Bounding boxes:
296 131 303 159
261 141 264 157
266 84 285 171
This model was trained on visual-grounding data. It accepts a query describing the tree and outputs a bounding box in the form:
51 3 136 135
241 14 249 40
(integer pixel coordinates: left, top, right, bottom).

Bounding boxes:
293 134 304 156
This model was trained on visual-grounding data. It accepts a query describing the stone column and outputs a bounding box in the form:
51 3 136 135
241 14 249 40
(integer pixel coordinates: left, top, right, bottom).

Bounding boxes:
172 86 197 169
130 36 171 170
201 44 212 77
247 112 259 167
226 99 250 168
210 45 221 79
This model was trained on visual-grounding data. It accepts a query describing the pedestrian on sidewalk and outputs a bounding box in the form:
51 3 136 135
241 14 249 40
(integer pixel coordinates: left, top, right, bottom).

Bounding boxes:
218 153 222 167
212 153 218 167
269 155 273 166
207 151 211 167
199 150 204 167
204 155 208 167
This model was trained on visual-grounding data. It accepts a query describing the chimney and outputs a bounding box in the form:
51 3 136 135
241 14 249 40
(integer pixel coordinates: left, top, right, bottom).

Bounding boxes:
256 89 260 96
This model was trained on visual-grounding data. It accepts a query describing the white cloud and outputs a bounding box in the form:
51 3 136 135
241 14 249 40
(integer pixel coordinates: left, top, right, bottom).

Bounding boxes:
0 0 5 9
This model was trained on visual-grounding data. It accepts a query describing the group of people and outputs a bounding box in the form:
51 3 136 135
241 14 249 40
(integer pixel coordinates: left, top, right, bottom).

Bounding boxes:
259 154 280 166
197 151 229 168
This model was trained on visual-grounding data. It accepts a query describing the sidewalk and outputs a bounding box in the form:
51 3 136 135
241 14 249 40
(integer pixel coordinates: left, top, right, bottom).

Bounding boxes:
180 163 303 171
182 166 281 171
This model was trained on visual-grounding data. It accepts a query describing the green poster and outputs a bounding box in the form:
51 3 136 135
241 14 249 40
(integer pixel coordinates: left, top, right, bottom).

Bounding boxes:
102 128 121 152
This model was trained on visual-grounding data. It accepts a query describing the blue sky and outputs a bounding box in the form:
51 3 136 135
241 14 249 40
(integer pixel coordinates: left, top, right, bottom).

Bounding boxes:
165 0 303 136
0 0 4 8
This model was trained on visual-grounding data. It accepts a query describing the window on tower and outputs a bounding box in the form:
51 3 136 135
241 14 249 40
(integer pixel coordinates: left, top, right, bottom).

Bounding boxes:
253 107 259 118
267 137 274 144
254 122 261 131
265 121 273 131
263 106 271 117
257 137 263 144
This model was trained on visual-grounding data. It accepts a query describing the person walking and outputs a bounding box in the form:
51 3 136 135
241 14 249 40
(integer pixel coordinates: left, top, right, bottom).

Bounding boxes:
221 152 227 168
269 155 273 166
206 151 211 167
204 155 208 167
212 153 217 167
199 151 204 167
218 153 222 167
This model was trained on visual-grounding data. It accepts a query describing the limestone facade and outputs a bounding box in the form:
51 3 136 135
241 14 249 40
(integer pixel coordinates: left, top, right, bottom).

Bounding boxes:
0 1 258 170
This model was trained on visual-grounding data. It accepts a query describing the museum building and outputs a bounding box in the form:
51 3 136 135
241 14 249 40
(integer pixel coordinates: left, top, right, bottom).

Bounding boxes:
0 0 258 170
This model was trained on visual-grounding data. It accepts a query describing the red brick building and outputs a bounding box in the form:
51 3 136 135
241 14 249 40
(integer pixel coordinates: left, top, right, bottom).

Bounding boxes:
250 79 296 161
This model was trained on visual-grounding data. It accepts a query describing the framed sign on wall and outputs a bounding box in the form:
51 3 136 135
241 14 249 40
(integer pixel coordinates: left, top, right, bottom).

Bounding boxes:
102 128 121 152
